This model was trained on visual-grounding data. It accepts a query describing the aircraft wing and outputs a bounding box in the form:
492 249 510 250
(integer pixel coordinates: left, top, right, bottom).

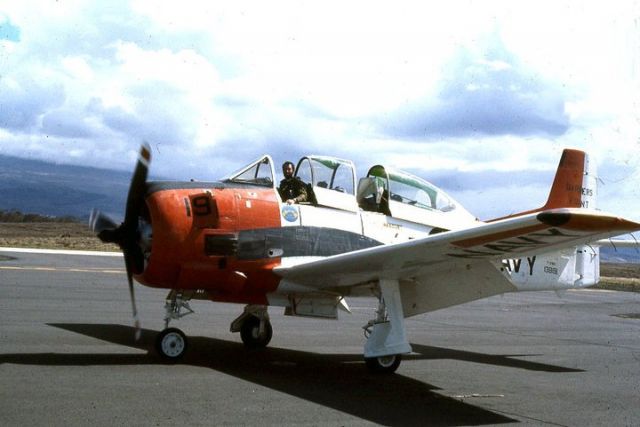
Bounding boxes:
274 208 640 292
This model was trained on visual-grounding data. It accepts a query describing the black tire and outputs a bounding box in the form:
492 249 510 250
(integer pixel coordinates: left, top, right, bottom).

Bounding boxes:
155 327 188 361
365 354 402 374
240 315 272 348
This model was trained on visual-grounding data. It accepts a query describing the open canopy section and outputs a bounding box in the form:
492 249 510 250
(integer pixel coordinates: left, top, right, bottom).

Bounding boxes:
295 156 359 212
295 156 356 194
376 166 455 211
361 165 455 210
358 165 476 228
223 155 277 188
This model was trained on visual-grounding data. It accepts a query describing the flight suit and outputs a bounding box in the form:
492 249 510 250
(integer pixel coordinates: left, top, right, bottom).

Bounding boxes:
278 177 308 203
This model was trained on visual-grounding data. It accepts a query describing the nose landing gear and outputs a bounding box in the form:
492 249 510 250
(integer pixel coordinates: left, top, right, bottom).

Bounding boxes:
155 291 194 361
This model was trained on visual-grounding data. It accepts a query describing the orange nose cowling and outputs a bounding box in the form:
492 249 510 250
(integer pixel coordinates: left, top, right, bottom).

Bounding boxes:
136 185 283 304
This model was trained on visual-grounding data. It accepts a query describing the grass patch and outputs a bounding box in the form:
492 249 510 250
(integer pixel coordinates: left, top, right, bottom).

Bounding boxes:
0 222 119 251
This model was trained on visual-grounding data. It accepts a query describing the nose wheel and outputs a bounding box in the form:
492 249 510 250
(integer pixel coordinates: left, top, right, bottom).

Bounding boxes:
155 327 188 361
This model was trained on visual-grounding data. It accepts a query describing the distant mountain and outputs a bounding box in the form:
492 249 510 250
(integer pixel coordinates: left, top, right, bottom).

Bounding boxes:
0 155 132 220
600 246 640 263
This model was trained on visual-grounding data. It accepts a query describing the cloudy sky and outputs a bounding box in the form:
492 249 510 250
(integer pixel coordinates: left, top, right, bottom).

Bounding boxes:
1 1 639 220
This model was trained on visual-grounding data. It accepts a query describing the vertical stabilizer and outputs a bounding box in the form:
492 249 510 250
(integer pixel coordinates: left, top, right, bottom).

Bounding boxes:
487 149 598 223
501 149 601 290
542 149 597 210
540 149 600 286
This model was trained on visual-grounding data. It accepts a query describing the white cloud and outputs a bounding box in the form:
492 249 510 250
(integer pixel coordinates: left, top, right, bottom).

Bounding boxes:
0 0 638 220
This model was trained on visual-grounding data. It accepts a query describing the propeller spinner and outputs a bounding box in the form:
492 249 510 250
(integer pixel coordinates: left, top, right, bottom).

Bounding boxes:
89 143 151 340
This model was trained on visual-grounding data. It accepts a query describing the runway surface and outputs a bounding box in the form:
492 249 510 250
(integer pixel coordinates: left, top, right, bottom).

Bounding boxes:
1 248 639 426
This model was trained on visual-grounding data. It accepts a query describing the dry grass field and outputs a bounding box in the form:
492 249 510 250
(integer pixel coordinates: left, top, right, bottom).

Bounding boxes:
0 222 119 252
598 263 640 292
1 222 638 291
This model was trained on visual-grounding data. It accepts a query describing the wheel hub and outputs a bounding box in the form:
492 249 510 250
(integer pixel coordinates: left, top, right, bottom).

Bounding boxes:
161 333 185 357
377 355 396 368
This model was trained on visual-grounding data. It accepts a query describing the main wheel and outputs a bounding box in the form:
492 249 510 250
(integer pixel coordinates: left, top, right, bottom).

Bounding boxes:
155 327 188 361
240 315 272 348
365 354 402 374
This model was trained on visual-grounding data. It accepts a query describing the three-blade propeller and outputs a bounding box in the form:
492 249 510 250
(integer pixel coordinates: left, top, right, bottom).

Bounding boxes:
89 143 151 340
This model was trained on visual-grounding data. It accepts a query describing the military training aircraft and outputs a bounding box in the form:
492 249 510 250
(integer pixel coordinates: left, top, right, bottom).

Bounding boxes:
89 144 640 373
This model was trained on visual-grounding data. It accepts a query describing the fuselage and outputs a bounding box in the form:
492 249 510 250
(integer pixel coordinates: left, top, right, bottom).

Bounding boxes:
135 178 477 304
129 147 607 311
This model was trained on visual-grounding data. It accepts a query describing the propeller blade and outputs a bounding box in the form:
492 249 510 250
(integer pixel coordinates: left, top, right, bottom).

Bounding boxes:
121 143 151 340
124 143 151 233
124 254 142 341
89 209 119 235
88 143 152 341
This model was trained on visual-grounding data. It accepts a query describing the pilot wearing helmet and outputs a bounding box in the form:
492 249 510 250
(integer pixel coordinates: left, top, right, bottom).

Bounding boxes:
278 161 308 205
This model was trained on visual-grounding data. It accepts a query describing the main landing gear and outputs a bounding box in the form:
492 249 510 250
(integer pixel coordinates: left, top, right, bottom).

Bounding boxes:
364 353 402 373
154 291 273 361
231 305 272 349
362 279 412 374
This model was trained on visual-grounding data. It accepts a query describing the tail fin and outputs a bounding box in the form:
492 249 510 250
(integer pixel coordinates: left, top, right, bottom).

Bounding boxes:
542 148 597 210
487 149 597 222
499 149 601 289
546 149 600 287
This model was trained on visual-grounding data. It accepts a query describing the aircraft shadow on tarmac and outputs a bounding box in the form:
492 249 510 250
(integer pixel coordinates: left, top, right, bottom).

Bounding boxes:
1 323 582 426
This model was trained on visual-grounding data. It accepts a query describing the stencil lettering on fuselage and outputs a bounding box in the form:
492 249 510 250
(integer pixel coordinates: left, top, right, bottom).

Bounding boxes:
502 256 537 275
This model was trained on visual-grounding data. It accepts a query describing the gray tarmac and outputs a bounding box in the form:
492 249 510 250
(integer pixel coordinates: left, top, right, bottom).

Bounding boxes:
1 249 639 426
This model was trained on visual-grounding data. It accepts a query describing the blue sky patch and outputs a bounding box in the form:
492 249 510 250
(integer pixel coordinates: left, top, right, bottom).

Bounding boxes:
0 19 20 42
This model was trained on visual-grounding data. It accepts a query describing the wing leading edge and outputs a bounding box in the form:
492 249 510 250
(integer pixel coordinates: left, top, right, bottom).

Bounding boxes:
274 208 640 292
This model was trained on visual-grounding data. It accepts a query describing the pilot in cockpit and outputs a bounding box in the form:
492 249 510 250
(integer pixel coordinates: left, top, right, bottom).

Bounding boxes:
278 161 308 205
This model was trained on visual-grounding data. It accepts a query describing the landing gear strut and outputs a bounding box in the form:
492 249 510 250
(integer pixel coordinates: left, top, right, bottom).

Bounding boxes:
231 305 273 348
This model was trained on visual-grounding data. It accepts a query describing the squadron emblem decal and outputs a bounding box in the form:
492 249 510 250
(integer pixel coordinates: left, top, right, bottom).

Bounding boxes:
281 205 299 222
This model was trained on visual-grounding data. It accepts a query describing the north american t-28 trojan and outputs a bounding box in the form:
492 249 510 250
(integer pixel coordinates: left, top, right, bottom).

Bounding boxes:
90 144 640 373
